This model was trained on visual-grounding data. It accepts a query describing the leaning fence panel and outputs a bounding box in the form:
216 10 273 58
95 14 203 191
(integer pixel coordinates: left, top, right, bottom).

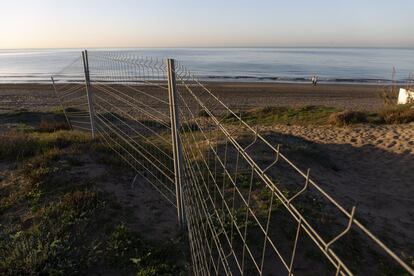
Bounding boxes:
87 51 176 206
51 56 91 131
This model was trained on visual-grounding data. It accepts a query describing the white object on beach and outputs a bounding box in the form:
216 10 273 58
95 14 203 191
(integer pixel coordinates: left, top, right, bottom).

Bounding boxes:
397 88 414 104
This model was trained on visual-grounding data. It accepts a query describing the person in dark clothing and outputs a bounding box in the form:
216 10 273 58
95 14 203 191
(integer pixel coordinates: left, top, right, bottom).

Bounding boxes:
311 75 319 86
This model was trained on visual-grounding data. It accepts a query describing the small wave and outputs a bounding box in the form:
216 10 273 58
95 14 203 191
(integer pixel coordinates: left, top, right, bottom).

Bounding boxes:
202 75 406 84
0 74 407 85
332 78 393 83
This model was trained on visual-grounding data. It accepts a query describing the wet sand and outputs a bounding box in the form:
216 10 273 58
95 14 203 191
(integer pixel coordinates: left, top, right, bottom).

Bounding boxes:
205 82 385 111
0 82 386 113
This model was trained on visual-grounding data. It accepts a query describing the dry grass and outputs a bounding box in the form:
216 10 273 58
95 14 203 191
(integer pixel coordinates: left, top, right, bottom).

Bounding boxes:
0 129 91 162
327 110 369 125
327 104 414 126
0 130 39 161
380 104 414 124
37 118 69 132
217 104 414 127
221 106 340 125
379 86 399 106
378 68 399 106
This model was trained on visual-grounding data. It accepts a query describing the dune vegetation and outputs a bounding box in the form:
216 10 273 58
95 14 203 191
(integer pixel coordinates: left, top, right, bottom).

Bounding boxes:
0 114 186 275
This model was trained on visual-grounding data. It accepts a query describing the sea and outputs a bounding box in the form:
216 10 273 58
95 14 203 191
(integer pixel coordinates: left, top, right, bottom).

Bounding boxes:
0 48 413 84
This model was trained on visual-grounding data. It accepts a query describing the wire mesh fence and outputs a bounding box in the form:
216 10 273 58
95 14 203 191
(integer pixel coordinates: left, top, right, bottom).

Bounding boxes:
51 56 91 131
51 50 414 276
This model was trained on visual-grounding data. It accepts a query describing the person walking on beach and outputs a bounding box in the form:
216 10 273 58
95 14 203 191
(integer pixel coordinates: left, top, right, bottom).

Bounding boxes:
312 75 319 86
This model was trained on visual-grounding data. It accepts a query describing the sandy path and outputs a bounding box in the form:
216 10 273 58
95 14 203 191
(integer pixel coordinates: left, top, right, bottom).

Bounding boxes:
269 123 414 155
97 172 180 242
257 123 414 257
69 154 181 243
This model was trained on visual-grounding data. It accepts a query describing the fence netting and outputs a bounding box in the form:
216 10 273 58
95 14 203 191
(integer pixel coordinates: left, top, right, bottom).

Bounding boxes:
51 51 413 276
51 57 92 131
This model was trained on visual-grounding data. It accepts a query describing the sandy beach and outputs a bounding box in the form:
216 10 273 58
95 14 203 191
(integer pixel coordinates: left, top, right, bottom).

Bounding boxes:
0 82 386 113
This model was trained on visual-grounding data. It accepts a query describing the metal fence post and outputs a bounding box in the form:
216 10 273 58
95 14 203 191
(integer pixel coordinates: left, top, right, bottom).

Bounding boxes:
51 76 72 130
82 50 96 138
167 58 185 228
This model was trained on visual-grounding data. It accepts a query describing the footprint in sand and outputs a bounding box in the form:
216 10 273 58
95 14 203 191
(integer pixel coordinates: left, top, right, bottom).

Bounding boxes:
387 141 396 148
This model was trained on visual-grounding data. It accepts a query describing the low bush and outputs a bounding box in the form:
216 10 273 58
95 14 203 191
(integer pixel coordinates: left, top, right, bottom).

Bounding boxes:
0 129 92 162
37 119 69 133
327 111 368 125
0 130 40 161
380 104 414 124
328 104 414 126
212 104 414 126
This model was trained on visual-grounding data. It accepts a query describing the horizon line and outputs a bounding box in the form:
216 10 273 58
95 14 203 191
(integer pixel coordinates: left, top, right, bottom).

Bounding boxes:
1 46 414 50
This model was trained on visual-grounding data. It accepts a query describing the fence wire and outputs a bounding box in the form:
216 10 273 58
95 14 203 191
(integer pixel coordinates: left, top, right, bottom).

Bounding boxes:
51 57 92 131
174 63 413 276
88 51 176 205
52 51 176 205
51 50 414 276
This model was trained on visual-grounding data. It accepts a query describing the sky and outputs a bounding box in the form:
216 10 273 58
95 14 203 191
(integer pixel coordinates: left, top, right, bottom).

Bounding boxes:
0 0 413 49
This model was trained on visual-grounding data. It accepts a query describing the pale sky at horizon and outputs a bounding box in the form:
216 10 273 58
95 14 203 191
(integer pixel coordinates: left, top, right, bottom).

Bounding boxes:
0 0 413 49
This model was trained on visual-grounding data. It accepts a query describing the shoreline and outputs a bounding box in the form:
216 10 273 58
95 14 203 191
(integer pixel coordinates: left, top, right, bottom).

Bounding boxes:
0 80 400 86
0 80 392 88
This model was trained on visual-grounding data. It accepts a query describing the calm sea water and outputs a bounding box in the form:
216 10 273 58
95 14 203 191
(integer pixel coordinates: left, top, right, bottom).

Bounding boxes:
0 48 413 83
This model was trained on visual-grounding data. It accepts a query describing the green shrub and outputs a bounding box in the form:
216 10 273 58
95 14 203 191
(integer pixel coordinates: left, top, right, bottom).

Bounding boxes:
0 190 105 275
104 224 181 275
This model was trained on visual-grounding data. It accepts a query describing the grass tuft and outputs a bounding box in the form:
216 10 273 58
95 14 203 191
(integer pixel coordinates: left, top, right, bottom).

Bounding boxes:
327 110 369 125
214 104 414 126
220 106 340 125
328 104 414 125
0 130 39 161
38 118 69 133
380 104 414 124
0 130 91 162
